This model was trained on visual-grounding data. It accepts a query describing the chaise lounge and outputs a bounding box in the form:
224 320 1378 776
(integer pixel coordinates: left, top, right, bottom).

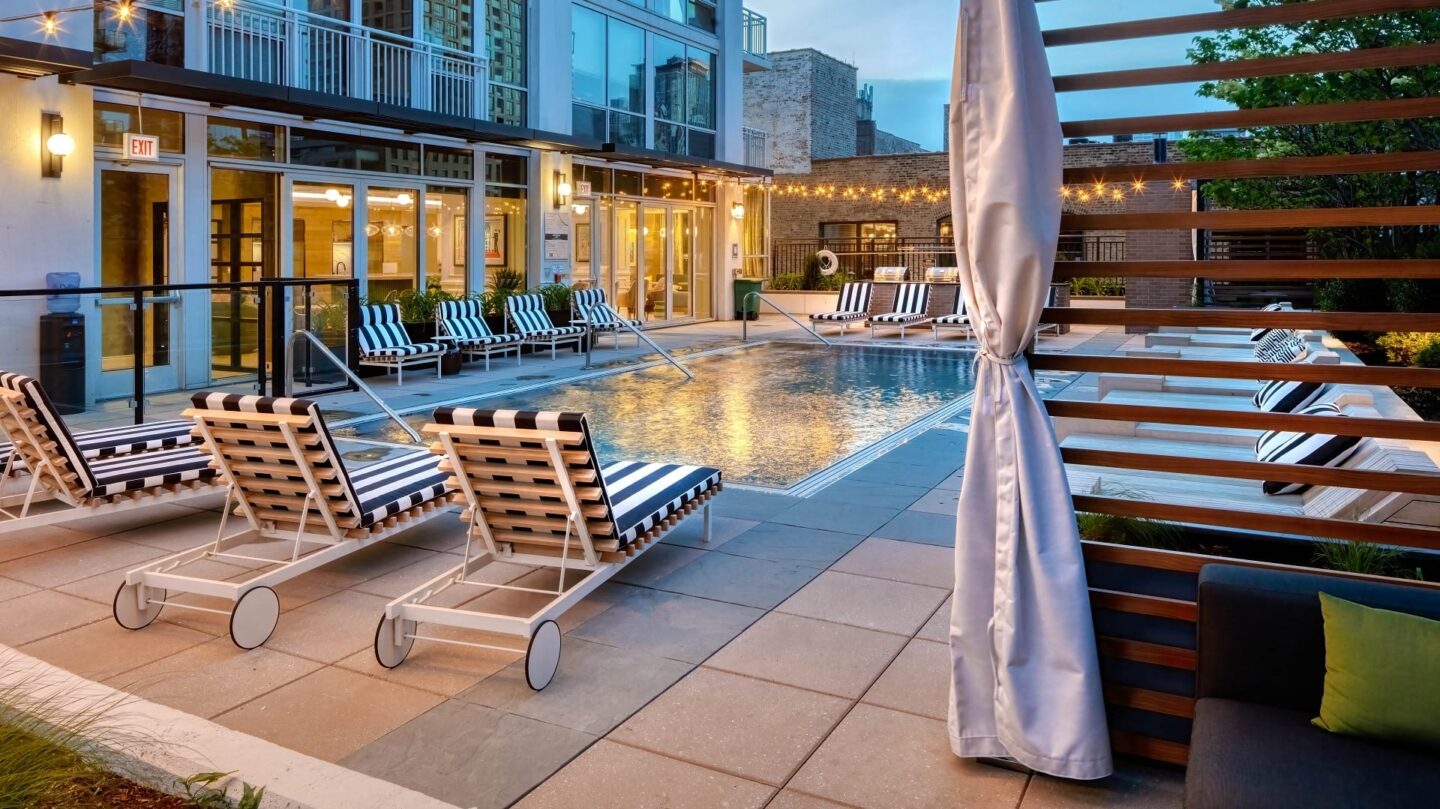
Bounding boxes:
809 282 872 334
507 293 587 359
572 288 642 349
358 303 447 385
436 299 524 370
868 282 931 338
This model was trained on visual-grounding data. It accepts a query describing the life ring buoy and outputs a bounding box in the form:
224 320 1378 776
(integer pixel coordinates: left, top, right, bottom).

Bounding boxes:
816 250 839 275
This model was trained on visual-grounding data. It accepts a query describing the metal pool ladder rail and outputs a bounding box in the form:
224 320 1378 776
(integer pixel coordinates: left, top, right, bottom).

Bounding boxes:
741 291 834 346
283 330 423 443
584 304 695 380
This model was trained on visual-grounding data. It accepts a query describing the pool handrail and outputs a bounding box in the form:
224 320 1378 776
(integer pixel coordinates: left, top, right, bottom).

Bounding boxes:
583 304 695 380
741 291 835 346
283 329 423 443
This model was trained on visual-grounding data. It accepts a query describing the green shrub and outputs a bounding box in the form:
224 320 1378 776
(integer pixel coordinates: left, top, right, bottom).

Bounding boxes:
390 286 457 324
768 273 805 291
802 254 823 291
530 283 572 313
1415 339 1440 368
1376 332 1440 365
1075 480 1184 549
1069 277 1125 297
487 267 526 294
1313 540 1407 577
1314 279 1386 313
814 272 852 292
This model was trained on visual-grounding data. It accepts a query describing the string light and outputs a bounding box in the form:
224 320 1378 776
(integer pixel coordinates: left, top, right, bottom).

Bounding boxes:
0 2 136 37
41 12 59 35
772 182 951 206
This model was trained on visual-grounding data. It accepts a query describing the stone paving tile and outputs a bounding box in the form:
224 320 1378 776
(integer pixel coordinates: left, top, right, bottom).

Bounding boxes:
570 583 762 664
660 514 758 550
861 639 949 721
831 538 953 590
343 700 597 809
216 666 444 762
1020 765 1184 808
381 512 471 554
297 542 443 593
703 612 906 699
335 623 514 698
0 538 167 588
907 487 961 516
842 461 957 489
612 667 850 787
113 636 323 718
461 637 691 736
60 504 200 539
806 480 931 511
0 590 109 646
347 549 467 599
778 571 949 637
789 704 1027 809
873 510 956 547
718 522 867 568
767 499 901 537
0 575 38 603
612 543 706 587
649 550 822 610
109 509 224 552
766 791 853 809
21 618 212 683
0 525 93 564
264 589 394 664
918 597 952 643
709 488 800 521
518 740 775 809
455 567 622 633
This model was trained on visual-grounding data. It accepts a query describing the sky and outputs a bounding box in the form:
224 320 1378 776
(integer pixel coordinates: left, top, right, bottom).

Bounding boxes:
746 0 1233 150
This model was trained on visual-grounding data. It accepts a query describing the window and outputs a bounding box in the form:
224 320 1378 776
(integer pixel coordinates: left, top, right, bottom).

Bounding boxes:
364 0 413 37
424 146 475 181
625 0 717 33
94 103 184 152
572 7 606 107
208 118 283 162
821 222 899 245
290 129 420 174
486 0 527 126
423 0 472 51
95 4 183 66
607 19 644 113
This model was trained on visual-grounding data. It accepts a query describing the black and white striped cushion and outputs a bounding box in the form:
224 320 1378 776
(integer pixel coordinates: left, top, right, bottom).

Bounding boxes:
1249 302 1293 341
934 292 968 325
507 294 581 337
1255 403 1362 495
812 283 873 322
585 302 642 331
572 288 605 321
603 461 723 545
88 446 217 497
358 304 412 354
1253 379 1326 414
0 372 98 493
1254 330 1306 363
871 283 930 323
0 418 196 474
366 342 446 357
439 300 523 347
350 449 451 527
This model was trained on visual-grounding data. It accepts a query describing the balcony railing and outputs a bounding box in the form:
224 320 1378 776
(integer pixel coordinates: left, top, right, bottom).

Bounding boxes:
742 126 768 169
742 8 767 58
207 0 488 119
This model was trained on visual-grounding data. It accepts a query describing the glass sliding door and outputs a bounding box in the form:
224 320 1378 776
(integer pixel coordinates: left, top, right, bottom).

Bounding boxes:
426 187 468 296
695 205 713 318
613 200 640 320
291 181 354 383
642 207 667 321
366 186 419 301
671 208 693 319
210 168 278 379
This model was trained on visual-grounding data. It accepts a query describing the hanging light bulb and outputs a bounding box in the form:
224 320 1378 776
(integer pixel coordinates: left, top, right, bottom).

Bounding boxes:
324 188 341 202
337 194 351 208
40 12 59 36
115 1 133 23
395 192 413 206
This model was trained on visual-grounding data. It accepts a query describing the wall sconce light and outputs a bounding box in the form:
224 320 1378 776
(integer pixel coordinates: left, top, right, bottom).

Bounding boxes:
572 202 589 216
730 202 746 221
41 113 73 178
553 171 571 209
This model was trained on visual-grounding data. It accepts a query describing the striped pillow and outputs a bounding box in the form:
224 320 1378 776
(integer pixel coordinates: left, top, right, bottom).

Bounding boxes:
1255 403 1362 495
1250 302 1293 341
1253 379 1326 413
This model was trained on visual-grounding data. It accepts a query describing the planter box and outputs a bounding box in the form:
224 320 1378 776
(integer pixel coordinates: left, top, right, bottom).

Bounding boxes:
762 290 841 316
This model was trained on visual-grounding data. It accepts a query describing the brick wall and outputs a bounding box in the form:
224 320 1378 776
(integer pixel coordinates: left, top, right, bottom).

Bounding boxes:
742 49 859 174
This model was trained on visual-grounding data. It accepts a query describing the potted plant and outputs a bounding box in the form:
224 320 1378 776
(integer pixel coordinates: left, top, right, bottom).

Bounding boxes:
535 283 573 326
393 285 456 344
485 267 526 333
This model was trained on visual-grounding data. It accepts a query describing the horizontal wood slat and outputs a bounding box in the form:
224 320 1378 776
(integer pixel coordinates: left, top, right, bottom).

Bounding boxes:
1051 259 1440 280
1062 206 1440 231
1062 447 1440 497
1032 353 1440 389
1042 0 1440 46
1054 44 1440 92
1097 636 1197 670
1083 540 1217 574
1042 308 1440 331
1109 730 1190 766
1062 96 1440 138
1062 151 1440 185
1104 684 1197 719
1046 400 1440 442
1074 494 1440 550
1090 588 1199 622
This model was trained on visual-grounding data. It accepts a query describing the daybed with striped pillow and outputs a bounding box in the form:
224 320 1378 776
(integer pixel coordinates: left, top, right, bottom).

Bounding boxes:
810 282 873 333
1249 301 1294 342
506 293 587 359
437 299 523 370
358 303 447 385
869 283 932 338
1255 402 1363 495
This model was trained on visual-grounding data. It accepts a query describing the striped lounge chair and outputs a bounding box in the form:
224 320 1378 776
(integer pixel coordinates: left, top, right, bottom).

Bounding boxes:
376 407 722 690
116 393 454 649
1038 286 1062 337
932 288 971 339
0 373 220 536
358 303 447 385
868 283 932 338
436 299 523 370
506 293 587 359
573 288 641 349
810 282 872 334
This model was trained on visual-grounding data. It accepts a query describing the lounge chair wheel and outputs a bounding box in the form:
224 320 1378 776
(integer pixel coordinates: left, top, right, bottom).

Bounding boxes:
229 586 280 650
113 582 165 630
374 614 416 669
525 620 562 691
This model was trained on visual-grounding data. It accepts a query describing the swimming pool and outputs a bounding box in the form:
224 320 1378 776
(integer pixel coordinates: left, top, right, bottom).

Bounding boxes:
344 343 977 490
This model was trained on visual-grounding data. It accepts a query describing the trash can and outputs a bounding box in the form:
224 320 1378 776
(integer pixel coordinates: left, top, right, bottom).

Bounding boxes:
734 279 762 321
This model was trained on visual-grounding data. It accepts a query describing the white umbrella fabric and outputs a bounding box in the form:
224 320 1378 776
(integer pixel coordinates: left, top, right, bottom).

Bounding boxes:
946 0 1113 780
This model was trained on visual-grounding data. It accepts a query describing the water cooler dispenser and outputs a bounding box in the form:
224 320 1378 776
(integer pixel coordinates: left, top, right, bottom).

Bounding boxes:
40 272 84 415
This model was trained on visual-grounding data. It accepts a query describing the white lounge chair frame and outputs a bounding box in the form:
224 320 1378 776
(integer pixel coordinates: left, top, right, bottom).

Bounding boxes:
115 394 453 649
436 299 524 370
1038 286 1062 337
932 287 971 339
358 303 447 385
573 288 641 349
375 409 722 690
507 294 586 359
809 282 873 334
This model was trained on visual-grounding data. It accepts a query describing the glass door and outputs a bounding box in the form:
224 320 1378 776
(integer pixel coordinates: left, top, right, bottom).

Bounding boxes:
290 179 354 385
641 206 668 322
672 207 694 320
210 168 278 380
96 162 181 399
613 200 640 320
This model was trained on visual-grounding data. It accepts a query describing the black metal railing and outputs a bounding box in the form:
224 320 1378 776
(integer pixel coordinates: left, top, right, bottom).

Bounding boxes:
771 237 958 280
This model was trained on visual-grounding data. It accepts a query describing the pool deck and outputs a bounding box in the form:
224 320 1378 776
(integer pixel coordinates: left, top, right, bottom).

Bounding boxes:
0 317 1184 808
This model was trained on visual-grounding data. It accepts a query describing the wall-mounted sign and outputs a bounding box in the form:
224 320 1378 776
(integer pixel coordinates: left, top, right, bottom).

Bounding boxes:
575 181 592 197
124 133 159 162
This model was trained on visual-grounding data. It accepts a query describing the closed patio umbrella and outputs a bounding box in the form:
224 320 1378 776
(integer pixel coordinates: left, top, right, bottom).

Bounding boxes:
946 0 1112 780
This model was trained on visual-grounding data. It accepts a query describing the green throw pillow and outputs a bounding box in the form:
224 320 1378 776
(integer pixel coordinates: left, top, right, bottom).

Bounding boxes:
1312 592 1440 750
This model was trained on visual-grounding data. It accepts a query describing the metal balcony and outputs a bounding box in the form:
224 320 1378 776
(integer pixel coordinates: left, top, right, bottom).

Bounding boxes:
742 7 769 72
743 126 768 169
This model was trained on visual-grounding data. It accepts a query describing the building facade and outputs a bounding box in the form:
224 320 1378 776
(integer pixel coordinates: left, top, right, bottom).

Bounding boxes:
0 0 770 402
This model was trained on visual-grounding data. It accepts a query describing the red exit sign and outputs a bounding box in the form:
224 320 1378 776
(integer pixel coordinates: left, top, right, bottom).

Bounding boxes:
123 133 159 162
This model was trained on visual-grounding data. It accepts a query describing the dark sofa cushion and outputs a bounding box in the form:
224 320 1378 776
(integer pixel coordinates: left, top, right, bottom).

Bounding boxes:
1186 698 1440 809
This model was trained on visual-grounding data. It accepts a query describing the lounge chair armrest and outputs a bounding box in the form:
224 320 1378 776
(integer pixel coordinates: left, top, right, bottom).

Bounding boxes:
182 408 316 427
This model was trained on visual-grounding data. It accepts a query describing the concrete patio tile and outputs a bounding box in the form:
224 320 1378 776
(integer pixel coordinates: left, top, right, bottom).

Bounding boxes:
110 509 223 552
843 461 957 489
936 471 964 491
114 636 323 718
461 636 691 736
571 583 762 664
216 667 444 762
343 700 596 809
381 511 469 553
61 504 200 539
518 740 775 809
918 597 952 643
709 488 800 521
0 575 38 603
718 522 867 568
789 704 1027 809
0 590 108 646
0 538 166 588
861 639 949 721
806 480 931 511
907 487 961 516
650 550 822 610
612 543 706 587
612 667 850 787
0 526 93 564
767 499 900 537
265 589 393 664
350 549 483 598
778 571 948 637
54 556 250 607
704 612 906 699
21 618 212 682
874 510 956 547
455 567 623 633
299 542 443 592
766 790 852 809
1020 764 1184 808
661 514 758 550
336 622 514 697
832 538 953 590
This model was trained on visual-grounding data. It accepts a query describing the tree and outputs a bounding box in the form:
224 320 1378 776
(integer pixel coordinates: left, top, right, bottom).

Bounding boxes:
1181 0 1440 312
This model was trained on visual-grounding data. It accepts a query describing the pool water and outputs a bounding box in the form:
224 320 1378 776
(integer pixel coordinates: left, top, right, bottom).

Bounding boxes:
348 343 977 489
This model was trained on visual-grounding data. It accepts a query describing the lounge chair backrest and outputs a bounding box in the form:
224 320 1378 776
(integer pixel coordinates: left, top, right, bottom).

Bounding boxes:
1044 286 1059 308
358 304 412 353
186 393 366 532
834 282 871 314
437 299 495 339
428 407 626 549
506 293 558 335
573 288 606 319
892 283 930 315
0 372 96 497
951 289 968 317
